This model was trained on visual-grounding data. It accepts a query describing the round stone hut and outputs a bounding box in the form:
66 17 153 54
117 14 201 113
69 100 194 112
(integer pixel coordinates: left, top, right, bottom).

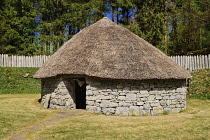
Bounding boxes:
33 17 191 116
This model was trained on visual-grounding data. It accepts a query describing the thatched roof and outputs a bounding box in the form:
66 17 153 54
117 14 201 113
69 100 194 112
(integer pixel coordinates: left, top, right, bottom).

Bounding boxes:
34 17 191 80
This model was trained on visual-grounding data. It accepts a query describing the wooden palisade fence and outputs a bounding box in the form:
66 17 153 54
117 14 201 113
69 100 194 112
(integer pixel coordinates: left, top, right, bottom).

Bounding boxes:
170 55 210 71
0 54 210 71
0 54 51 67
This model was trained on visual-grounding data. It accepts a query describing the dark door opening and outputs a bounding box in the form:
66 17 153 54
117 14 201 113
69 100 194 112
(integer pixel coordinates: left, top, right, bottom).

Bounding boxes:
75 78 86 109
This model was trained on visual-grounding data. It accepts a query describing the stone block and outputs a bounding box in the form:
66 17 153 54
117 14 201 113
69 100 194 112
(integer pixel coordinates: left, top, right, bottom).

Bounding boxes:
143 103 151 110
100 100 109 107
163 108 172 112
166 100 171 105
86 85 91 90
172 108 181 113
140 90 149 94
167 89 176 93
66 99 74 106
50 93 56 98
100 100 118 108
111 92 119 96
86 96 97 100
86 106 101 113
181 94 186 99
60 88 68 94
152 106 163 115
106 89 112 92
156 95 162 100
60 100 66 106
93 91 99 95
129 106 139 116
160 100 166 106
110 102 118 108
119 92 126 96
117 96 125 101
148 95 155 101
171 101 179 105
139 109 150 116
149 91 159 94
117 89 123 93
175 95 182 99
176 88 187 93
126 94 136 101
163 96 169 100
150 101 160 107
115 107 129 116
119 101 132 107
140 97 147 101
169 95 175 99
123 87 130 93
102 108 115 115
138 94 149 98
96 100 101 103
86 101 95 106
86 90 93 96
91 87 98 91
98 95 110 100
43 94 51 109
137 102 144 106
175 104 182 108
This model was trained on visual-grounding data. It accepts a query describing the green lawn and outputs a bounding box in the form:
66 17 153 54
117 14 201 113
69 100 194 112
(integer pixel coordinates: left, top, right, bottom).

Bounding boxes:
0 67 40 94
189 69 210 99
0 94 57 140
0 68 209 139
0 94 209 140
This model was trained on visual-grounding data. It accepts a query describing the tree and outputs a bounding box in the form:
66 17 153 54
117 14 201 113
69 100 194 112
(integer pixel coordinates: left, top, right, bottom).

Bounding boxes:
0 0 37 55
128 0 168 53
168 0 210 55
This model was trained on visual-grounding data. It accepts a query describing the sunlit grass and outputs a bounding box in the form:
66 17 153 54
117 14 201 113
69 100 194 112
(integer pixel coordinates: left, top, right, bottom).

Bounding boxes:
0 94 56 139
29 99 210 140
1 94 208 140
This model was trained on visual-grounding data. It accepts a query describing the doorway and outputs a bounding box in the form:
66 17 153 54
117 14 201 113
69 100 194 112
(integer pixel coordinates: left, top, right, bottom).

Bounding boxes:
75 78 86 109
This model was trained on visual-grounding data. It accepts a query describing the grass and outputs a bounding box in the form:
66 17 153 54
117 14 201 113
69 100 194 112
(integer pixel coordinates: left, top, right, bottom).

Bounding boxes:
189 69 210 99
0 67 40 94
0 94 209 140
0 68 209 139
29 99 210 140
0 94 57 140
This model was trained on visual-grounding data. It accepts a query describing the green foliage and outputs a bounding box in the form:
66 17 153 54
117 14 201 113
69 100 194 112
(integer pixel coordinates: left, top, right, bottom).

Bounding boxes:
0 0 209 55
35 0 107 55
189 69 210 100
162 110 170 115
168 0 210 55
0 0 38 55
132 0 167 53
0 67 40 94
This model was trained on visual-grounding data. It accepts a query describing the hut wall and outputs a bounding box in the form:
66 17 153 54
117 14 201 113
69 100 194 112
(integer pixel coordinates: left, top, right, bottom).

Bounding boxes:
41 77 76 110
86 78 188 116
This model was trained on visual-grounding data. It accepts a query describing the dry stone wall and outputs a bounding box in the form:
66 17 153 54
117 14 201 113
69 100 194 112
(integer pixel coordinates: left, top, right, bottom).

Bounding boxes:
41 77 76 110
86 78 188 116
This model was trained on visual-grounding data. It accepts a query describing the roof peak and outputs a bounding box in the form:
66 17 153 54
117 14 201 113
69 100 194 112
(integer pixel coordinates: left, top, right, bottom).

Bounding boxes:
96 17 117 27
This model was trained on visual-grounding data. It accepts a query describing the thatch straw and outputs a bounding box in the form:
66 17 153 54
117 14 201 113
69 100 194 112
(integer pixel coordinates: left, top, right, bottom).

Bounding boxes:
33 17 191 80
